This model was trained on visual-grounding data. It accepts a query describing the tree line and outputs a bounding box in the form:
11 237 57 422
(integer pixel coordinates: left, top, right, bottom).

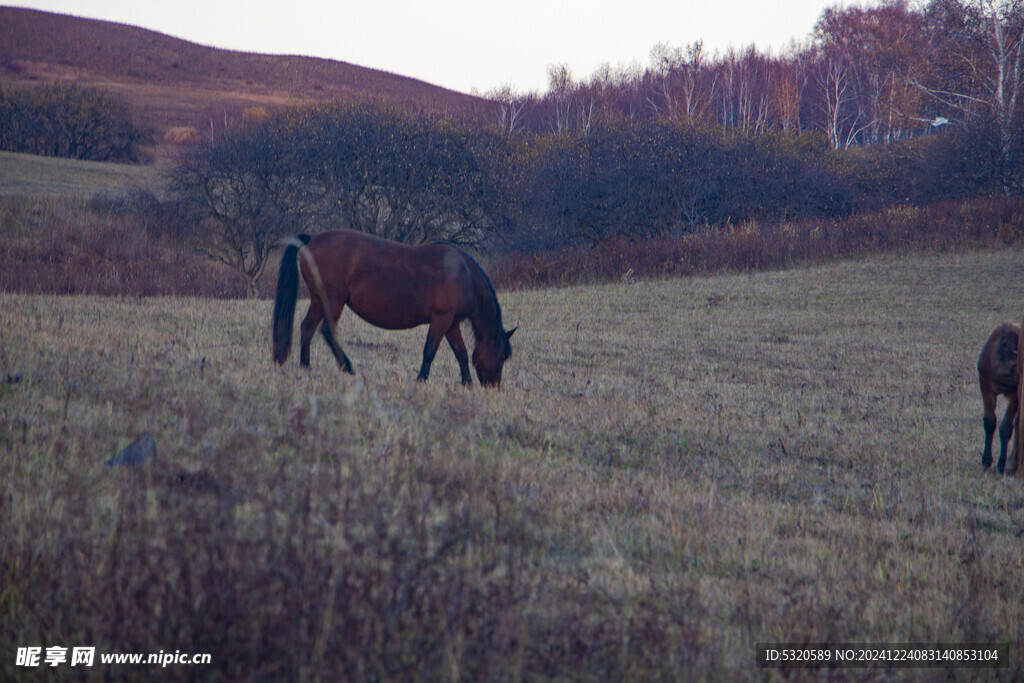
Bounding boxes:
168 101 875 293
489 0 1023 195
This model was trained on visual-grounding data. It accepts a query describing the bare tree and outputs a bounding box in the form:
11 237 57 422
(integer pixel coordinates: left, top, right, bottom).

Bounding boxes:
488 83 529 135
980 0 1024 193
649 41 717 124
546 64 575 134
914 0 1024 193
170 130 314 297
734 47 772 135
817 53 875 149
773 54 810 132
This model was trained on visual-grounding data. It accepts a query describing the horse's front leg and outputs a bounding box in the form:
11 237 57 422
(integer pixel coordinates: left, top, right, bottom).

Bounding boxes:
417 315 454 382
1002 393 1020 474
445 323 472 386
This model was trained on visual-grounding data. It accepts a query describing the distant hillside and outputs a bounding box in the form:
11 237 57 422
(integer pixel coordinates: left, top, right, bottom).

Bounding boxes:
0 7 489 161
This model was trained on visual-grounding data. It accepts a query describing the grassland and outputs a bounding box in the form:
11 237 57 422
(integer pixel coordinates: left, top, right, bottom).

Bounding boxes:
0 150 161 198
3 247 1024 680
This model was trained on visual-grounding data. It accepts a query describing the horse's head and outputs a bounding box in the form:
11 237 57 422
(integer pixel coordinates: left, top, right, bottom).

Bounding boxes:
473 326 516 388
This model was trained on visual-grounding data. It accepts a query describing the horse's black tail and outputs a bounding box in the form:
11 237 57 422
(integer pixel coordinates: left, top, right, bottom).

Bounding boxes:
272 234 311 365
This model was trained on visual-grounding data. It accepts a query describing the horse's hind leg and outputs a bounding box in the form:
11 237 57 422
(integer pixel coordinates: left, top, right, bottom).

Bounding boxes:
299 300 322 368
999 391 1019 473
298 299 353 373
445 323 472 386
319 311 354 375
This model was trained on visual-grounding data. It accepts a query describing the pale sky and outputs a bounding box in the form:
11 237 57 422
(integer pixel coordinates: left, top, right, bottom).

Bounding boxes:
9 1 842 94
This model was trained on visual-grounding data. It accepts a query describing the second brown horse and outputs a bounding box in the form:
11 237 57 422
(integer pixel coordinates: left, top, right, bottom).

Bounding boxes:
273 230 515 388
978 321 1020 473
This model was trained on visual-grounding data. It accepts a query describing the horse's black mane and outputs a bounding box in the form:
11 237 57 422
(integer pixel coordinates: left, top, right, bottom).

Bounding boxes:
451 245 504 341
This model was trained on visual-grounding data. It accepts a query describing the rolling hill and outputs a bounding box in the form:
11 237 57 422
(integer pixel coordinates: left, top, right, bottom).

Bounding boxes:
0 6 489 160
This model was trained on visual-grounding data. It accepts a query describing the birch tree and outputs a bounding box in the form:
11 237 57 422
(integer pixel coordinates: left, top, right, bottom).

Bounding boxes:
917 0 1024 193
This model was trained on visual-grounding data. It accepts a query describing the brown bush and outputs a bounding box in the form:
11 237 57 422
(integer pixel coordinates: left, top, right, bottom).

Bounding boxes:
3 195 1021 300
163 126 201 145
488 197 1024 290
241 107 269 126
0 196 249 298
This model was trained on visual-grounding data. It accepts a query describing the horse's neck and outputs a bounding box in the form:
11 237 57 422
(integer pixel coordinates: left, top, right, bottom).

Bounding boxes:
467 274 502 343
469 304 501 342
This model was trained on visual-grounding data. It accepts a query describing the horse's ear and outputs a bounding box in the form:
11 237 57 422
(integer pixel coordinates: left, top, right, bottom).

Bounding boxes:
506 326 517 339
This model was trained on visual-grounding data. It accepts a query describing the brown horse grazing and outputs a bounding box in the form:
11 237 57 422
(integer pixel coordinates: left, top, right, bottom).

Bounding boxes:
272 230 515 388
977 321 1020 473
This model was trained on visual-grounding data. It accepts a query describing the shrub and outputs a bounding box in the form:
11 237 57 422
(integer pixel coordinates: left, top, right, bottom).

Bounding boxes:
0 84 152 162
168 102 512 295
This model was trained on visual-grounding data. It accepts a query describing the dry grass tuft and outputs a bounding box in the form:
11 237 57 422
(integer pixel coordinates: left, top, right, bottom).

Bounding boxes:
162 127 201 146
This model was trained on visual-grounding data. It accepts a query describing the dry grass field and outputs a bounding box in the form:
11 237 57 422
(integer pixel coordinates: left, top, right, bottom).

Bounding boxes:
0 151 161 198
3 247 1024 679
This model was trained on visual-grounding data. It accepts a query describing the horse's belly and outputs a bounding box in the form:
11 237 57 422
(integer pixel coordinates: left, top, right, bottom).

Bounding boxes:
347 296 430 330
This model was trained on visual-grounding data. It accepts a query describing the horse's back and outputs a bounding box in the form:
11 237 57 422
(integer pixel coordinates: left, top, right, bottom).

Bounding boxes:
308 229 466 274
303 229 477 329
